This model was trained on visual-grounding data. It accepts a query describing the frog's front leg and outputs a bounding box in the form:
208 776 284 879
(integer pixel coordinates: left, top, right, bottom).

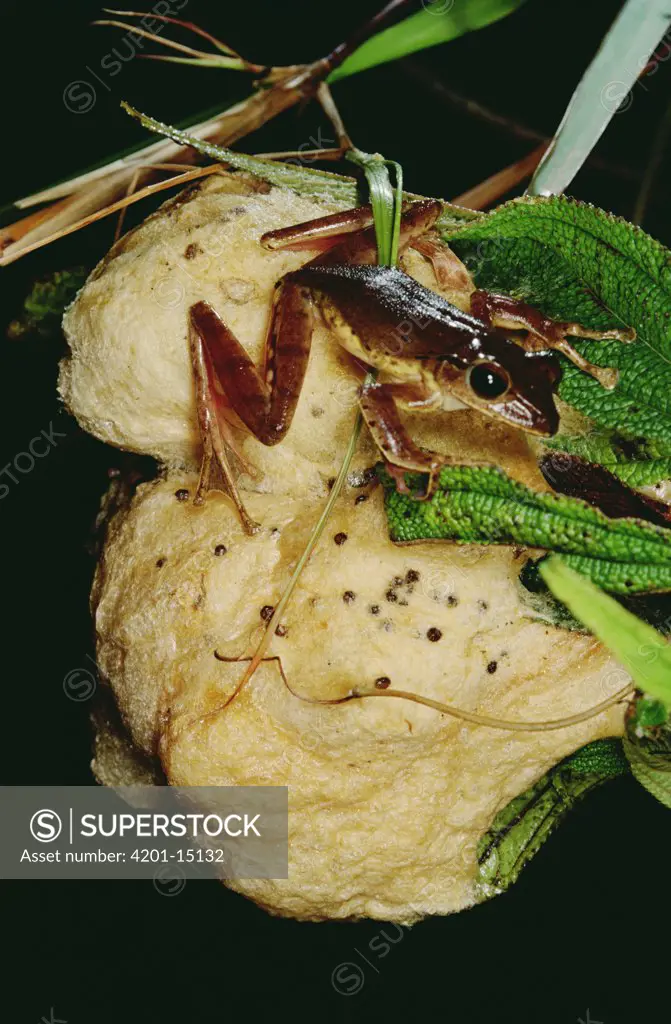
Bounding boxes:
469 291 634 389
188 276 314 533
412 234 634 389
359 379 452 498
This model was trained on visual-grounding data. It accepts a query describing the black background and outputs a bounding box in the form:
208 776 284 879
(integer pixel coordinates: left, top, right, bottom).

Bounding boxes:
2 1 671 1021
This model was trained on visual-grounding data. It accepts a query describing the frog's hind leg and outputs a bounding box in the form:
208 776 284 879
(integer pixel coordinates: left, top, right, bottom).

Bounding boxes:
359 380 449 498
261 199 443 265
470 290 634 390
261 205 376 253
189 316 261 535
188 276 314 532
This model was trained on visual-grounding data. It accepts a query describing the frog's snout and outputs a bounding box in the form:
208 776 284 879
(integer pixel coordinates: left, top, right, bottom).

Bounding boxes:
511 350 562 436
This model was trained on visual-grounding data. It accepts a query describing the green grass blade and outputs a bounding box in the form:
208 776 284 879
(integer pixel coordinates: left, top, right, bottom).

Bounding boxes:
328 0 528 82
529 0 671 196
122 103 477 233
540 557 671 706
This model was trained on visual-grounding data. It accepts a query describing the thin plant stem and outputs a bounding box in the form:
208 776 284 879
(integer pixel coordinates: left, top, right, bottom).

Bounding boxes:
633 97 671 226
218 402 367 710
316 82 354 150
452 143 547 210
401 60 639 183
113 166 140 242
101 8 242 55
0 164 225 266
347 682 634 732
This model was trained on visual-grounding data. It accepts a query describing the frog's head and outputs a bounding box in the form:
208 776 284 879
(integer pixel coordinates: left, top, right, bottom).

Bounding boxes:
440 333 562 435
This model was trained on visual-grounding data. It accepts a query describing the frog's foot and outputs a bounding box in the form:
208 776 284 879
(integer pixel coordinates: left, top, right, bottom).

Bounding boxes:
189 316 261 535
384 462 416 495
410 232 476 309
470 290 631 391
359 379 447 499
384 458 446 500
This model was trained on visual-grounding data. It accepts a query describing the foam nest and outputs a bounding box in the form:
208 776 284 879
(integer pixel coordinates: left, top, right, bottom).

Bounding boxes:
62 172 625 922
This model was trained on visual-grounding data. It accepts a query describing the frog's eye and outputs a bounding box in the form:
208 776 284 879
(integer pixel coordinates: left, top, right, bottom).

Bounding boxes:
467 362 511 400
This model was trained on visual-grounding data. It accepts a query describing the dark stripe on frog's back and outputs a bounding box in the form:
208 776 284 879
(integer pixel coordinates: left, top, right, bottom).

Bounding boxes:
292 264 488 363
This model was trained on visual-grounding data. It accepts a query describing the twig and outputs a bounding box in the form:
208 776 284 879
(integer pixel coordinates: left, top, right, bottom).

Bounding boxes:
319 0 415 79
101 8 242 56
0 164 225 266
317 82 354 151
633 96 671 226
2 3 414 265
401 60 641 184
113 167 141 243
451 142 547 210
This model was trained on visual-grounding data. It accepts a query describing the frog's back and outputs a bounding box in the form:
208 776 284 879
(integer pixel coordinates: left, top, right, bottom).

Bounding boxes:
295 263 489 361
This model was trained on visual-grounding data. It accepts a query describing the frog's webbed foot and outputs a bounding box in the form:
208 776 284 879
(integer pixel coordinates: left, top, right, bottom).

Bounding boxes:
470 290 634 391
359 380 448 499
409 232 476 310
188 280 314 534
189 312 261 535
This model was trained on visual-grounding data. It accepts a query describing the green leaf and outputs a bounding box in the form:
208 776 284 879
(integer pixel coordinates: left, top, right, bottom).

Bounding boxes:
630 697 668 730
539 557 671 705
543 432 671 489
329 0 528 83
528 0 671 196
122 103 478 235
7 268 88 340
345 151 402 267
624 724 671 809
477 739 628 896
445 194 671 446
519 560 671 634
380 464 671 594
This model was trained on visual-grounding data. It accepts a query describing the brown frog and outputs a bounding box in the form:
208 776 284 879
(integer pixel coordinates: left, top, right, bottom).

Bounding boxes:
187 199 634 532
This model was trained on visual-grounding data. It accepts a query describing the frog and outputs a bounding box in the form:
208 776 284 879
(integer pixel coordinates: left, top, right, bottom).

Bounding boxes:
187 199 635 533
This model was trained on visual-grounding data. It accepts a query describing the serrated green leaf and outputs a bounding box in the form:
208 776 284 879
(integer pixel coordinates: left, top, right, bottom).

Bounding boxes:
519 559 671 633
446 195 671 447
477 738 627 896
542 432 671 489
558 344 671 447
624 725 671 809
380 464 671 594
328 0 528 83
